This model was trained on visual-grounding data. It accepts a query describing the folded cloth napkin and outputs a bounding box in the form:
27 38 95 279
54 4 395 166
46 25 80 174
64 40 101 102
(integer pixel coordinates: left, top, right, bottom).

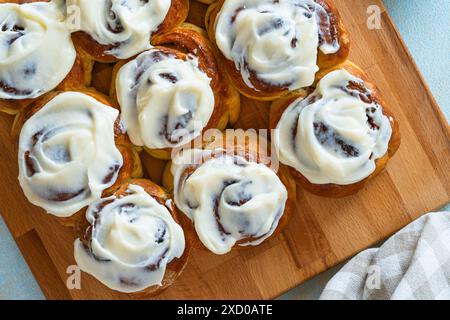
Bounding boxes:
320 212 450 300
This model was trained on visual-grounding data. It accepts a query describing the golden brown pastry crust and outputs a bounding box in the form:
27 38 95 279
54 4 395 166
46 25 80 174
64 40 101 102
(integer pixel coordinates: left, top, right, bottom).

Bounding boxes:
269 61 401 197
12 88 143 226
315 0 351 70
110 23 240 160
166 130 296 251
74 178 193 298
90 62 114 96
71 0 190 63
195 0 217 5
205 0 350 101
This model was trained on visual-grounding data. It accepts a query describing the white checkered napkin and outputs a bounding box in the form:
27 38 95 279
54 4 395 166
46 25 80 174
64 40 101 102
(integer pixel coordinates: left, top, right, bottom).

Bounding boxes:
320 212 450 300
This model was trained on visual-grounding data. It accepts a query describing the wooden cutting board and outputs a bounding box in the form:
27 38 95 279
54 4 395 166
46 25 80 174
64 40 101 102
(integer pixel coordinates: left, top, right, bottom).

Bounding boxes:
1 0 449 300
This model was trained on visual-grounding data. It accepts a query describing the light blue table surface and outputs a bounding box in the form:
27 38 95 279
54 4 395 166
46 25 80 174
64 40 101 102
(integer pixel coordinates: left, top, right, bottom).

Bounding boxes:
1 0 449 300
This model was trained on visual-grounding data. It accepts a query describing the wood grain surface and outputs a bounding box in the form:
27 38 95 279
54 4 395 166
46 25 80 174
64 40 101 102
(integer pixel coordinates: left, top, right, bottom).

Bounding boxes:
0 0 449 300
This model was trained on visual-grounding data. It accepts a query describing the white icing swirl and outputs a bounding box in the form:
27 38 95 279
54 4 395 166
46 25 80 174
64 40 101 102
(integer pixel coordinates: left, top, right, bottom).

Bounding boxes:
214 0 340 90
67 0 171 59
274 69 393 185
116 49 215 149
74 184 185 293
172 149 288 255
0 1 76 99
18 92 123 217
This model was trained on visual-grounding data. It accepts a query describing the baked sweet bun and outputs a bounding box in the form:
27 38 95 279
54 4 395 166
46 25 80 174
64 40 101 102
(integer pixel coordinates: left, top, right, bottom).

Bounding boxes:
206 0 350 100
111 23 240 160
14 89 142 225
74 179 192 297
68 0 190 62
270 61 401 197
0 0 89 114
170 130 296 255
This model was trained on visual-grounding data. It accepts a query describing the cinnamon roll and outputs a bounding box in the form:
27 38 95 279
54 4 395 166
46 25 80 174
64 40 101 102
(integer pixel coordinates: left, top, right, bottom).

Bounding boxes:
171 131 295 255
68 0 190 62
270 62 401 197
112 23 238 160
206 0 350 100
74 179 190 296
16 89 142 221
0 0 87 114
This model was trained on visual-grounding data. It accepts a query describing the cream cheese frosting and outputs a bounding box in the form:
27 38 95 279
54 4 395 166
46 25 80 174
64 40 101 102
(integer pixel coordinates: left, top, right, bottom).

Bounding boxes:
214 0 340 90
172 149 288 255
116 49 215 149
74 184 185 293
0 1 76 100
66 0 171 59
274 69 393 185
18 92 123 217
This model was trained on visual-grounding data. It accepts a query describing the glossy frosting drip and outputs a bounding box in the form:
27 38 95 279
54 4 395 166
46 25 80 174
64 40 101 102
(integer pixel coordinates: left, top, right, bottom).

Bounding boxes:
214 0 340 90
274 69 393 185
67 0 171 59
172 149 288 255
116 49 215 149
0 1 76 99
74 184 185 293
18 92 123 217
